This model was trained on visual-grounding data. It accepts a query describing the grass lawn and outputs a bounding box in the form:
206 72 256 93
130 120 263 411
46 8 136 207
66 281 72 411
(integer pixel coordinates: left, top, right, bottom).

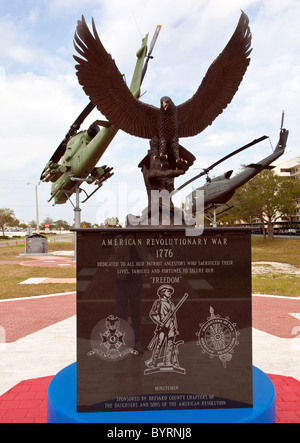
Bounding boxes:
0 237 299 299
252 274 300 297
0 242 76 300
251 237 300 266
252 237 300 297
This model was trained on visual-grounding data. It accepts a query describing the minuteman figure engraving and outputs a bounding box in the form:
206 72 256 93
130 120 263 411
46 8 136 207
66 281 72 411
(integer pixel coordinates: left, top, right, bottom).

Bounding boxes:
145 285 188 375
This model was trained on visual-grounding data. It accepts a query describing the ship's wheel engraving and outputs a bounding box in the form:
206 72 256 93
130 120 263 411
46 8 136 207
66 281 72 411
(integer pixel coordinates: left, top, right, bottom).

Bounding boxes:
196 306 240 368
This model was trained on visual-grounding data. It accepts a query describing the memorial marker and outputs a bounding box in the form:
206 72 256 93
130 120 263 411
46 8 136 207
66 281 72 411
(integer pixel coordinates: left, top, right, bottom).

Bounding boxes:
77 228 252 412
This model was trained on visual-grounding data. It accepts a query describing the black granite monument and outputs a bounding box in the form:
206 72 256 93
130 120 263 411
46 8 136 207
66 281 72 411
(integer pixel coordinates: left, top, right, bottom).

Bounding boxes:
76 228 252 412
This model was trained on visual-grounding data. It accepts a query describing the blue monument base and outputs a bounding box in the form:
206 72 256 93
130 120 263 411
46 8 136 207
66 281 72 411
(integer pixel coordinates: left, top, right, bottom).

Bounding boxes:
47 363 276 423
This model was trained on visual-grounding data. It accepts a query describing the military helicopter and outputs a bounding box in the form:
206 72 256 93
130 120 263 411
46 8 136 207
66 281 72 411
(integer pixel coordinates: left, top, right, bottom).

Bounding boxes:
184 114 289 217
41 24 162 206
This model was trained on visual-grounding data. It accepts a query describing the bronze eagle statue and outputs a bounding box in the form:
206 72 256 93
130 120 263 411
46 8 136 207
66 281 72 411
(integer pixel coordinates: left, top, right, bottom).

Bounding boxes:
73 12 252 165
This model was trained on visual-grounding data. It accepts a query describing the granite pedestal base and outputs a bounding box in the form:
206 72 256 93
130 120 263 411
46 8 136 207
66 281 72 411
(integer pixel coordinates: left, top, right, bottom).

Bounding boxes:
47 363 275 423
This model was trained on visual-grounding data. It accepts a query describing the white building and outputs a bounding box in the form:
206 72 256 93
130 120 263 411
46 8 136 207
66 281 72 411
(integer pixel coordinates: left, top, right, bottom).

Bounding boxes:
273 156 300 222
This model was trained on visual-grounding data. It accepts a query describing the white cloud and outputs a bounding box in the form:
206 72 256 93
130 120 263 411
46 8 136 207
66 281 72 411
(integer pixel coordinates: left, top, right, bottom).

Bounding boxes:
47 0 96 11
0 72 84 171
0 16 72 77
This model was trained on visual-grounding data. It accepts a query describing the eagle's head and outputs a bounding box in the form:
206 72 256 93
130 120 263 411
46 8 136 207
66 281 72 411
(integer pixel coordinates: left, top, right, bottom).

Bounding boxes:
160 96 174 112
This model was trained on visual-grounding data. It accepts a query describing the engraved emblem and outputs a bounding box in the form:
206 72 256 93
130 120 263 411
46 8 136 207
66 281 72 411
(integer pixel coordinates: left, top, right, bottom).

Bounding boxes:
196 306 239 368
88 315 136 361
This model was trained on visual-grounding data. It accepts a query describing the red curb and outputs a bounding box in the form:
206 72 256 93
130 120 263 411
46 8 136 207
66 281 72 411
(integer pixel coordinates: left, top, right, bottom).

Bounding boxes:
0 376 53 423
252 296 300 338
0 257 76 269
20 257 75 268
0 293 76 342
267 374 300 423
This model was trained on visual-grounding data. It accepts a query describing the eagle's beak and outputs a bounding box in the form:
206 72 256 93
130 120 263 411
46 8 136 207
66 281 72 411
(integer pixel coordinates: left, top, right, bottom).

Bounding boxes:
162 101 168 111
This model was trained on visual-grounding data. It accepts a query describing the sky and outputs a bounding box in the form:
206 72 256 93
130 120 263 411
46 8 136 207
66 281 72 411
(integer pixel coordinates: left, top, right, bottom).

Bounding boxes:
0 0 299 227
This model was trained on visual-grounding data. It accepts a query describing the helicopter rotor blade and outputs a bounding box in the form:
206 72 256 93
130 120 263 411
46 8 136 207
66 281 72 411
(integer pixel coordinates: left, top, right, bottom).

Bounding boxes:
40 101 96 179
70 101 96 134
174 135 268 194
280 110 285 131
51 101 95 164
141 25 162 84
148 25 162 56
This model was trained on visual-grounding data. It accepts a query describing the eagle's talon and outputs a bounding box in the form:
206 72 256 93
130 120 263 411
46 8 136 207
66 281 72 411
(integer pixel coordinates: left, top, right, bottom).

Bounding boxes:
159 153 168 160
176 158 188 164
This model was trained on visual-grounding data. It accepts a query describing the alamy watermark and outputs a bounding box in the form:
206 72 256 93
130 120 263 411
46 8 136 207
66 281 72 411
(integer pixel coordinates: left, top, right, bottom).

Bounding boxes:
96 183 204 235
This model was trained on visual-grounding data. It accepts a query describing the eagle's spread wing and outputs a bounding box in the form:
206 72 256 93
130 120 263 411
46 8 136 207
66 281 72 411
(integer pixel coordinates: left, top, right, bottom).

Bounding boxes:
73 16 159 139
177 12 252 138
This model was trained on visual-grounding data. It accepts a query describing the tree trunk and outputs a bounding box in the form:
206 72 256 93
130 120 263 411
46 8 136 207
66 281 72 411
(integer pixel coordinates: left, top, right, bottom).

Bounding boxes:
262 222 267 239
267 220 274 240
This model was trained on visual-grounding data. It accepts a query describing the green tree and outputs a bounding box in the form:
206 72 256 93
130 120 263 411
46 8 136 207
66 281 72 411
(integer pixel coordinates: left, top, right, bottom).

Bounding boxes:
0 208 19 236
220 170 300 240
29 220 37 228
55 220 71 232
42 217 55 230
80 221 92 228
18 223 28 230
